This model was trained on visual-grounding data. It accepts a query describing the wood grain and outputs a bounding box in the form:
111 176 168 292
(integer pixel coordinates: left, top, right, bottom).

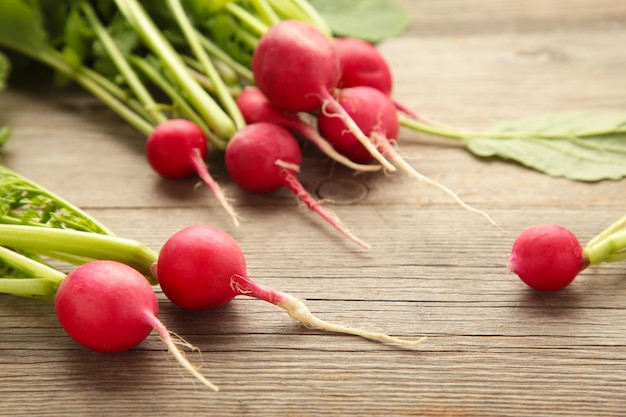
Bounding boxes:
1 1 626 416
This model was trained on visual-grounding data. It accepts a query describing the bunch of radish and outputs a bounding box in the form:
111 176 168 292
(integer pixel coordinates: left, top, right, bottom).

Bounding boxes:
0 128 428 393
240 19 498 235
0 222 425 392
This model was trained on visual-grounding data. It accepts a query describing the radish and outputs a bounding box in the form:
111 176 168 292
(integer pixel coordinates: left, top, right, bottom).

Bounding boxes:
334 37 393 97
317 86 498 226
507 225 586 291
154 224 424 348
235 86 380 173
224 122 370 249
508 217 626 291
146 119 239 226
56 260 218 390
251 20 396 172
333 37 420 120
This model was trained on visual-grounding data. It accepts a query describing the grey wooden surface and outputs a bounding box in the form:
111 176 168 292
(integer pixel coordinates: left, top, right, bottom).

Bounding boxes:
1 1 625 416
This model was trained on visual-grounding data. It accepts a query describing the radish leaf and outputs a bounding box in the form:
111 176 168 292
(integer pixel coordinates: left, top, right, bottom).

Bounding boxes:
464 112 626 182
0 165 114 234
308 0 411 43
0 0 48 55
0 51 8 90
0 127 10 147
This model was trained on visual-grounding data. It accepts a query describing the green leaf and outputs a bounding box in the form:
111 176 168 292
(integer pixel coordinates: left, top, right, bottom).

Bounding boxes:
464 112 626 182
308 0 411 42
0 51 9 90
0 0 49 55
0 126 11 148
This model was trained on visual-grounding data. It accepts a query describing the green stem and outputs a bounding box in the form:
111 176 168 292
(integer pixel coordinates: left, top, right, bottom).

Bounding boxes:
114 0 236 146
583 213 626 267
80 2 167 126
400 114 626 141
586 214 626 248
0 246 65 300
225 2 270 37
130 56 213 137
272 0 332 37
250 0 281 26
39 49 154 135
197 35 253 82
182 56 242 96
0 277 61 300
167 0 246 130
0 225 158 282
584 228 626 267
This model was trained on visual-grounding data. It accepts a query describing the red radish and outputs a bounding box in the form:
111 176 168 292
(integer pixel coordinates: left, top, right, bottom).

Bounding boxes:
333 37 420 119
318 86 400 164
55 260 218 390
318 86 498 226
251 20 395 172
146 119 239 226
508 224 587 291
251 20 339 113
235 86 380 173
154 224 424 348
334 37 393 96
224 122 370 249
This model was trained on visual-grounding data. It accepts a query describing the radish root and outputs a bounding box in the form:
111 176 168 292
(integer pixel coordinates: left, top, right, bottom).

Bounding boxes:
190 148 240 227
275 159 371 249
230 274 425 350
147 313 219 391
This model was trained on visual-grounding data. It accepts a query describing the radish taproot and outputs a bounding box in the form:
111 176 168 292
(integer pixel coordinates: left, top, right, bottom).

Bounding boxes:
317 86 498 227
146 119 240 226
235 86 380 173
56 260 218 390
251 20 395 172
154 224 424 348
224 122 370 249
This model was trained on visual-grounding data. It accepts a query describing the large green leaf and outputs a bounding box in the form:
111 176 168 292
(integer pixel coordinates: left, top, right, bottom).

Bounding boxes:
309 0 411 43
464 112 626 182
0 0 48 55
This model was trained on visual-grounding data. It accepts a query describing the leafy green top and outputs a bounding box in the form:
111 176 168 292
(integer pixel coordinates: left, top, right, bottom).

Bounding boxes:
0 165 114 234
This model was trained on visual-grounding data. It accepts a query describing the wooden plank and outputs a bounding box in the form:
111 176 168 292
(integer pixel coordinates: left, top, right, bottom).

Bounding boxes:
1 1 625 416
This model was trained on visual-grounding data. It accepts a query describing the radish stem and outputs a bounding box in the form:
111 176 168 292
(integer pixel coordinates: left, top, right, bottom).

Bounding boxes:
0 225 158 280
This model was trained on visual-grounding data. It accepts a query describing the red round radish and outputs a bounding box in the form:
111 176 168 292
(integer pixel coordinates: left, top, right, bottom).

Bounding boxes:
334 37 393 95
155 224 422 348
251 20 340 113
55 260 218 390
317 86 399 164
146 119 239 226
56 260 158 353
235 87 380 173
157 225 246 310
146 119 208 179
333 37 423 119
318 87 499 227
251 21 395 171
507 224 587 291
224 122 368 248
225 122 302 194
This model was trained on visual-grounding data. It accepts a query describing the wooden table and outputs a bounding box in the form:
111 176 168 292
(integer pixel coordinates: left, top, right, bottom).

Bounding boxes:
1 1 625 415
